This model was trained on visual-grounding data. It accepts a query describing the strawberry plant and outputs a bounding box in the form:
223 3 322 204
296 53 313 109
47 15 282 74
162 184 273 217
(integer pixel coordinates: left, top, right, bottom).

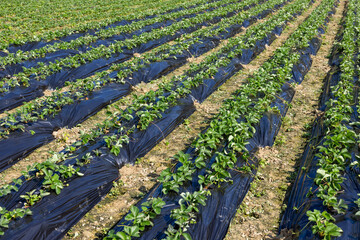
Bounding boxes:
0 0 212 50
0 0 242 67
104 0 333 237
20 189 50 206
0 0 266 92
0 207 32 235
0 0 281 141
104 197 165 240
306 210 342 239
305 0 360 238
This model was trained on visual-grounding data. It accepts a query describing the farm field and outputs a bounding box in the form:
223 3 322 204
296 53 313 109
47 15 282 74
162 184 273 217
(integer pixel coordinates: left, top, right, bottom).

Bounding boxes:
0 0 359 239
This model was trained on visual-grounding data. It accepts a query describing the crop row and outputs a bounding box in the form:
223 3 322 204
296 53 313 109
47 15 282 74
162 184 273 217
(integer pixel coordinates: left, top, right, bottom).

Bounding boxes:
0 0 289 171
0 0 207 51
0 0 241 67
279 0 360 239
0 0 279 133
0 0 304 170
0 0 312 237
104 0 339 239
306 1 359 237
0 0 265 92
0 0 273 113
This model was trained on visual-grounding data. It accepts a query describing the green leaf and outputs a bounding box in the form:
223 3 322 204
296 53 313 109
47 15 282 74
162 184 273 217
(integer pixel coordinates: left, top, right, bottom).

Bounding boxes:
117 232 128 240
183 232 192 240
324 223 342 237
124 226 140 237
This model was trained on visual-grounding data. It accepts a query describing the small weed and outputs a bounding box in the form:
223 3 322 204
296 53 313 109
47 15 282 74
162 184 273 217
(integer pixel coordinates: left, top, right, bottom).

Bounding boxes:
183 119 191 131
282 116 293 127
279 183 288 191
286 127 295 132
303 122 312 130
259 158 267 167
135 157 146 164
253 189 266 198
274 135 286 146
302 132 311 138
109 180 125 197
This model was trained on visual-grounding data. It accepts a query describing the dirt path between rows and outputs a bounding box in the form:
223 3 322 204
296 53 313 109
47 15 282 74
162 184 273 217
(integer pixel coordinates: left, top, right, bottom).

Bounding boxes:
224 0 346 239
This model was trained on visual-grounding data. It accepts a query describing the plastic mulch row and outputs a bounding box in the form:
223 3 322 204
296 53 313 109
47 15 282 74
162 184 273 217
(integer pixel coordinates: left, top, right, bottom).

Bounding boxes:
279 5 360 239
106 3 338 240
0 0 289 173
0 0 265 112
0 12 295 239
